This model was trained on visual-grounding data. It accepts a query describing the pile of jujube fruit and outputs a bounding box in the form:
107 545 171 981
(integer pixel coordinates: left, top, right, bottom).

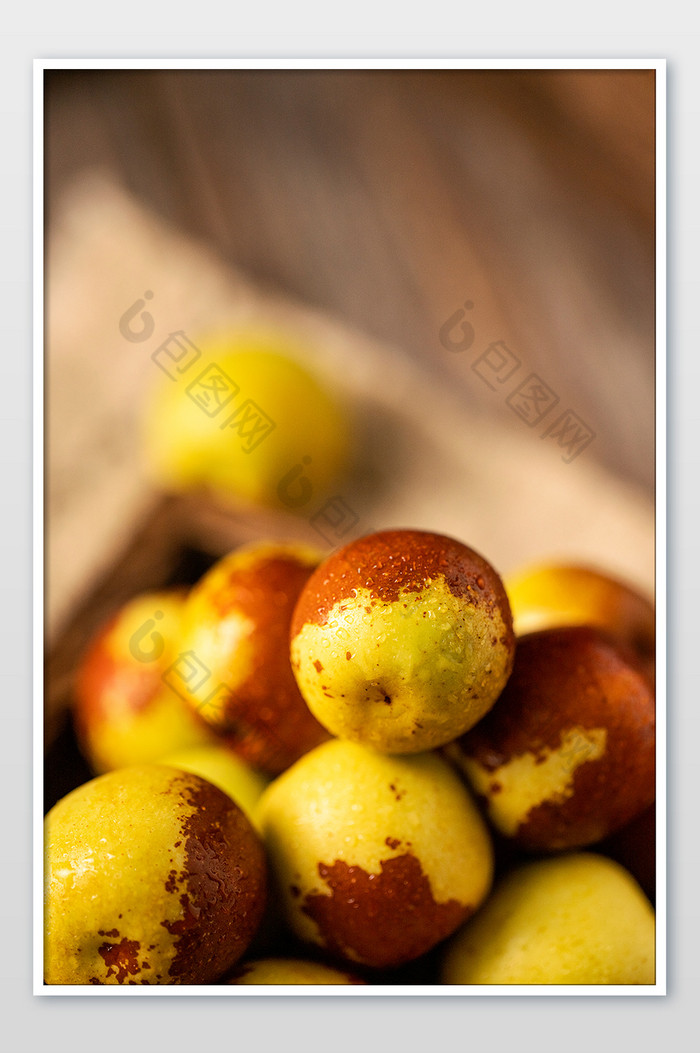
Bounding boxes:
45 529 656 986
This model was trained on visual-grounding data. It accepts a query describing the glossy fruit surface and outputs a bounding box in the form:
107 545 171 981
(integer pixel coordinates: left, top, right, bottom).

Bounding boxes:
256 739 494 970
44 765 267 985
290 529 515 753
447 626 655 851
159 743 269 828
505 562 655 679
74 590 214 773
175 541 331 774
441 853 655 985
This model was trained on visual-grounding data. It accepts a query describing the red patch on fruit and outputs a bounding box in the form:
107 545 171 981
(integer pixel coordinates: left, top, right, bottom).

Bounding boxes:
301 854 470 969
158 775 267 983
452 626 655 851
98 936 142 984
189 552 330 774
290 530 513 636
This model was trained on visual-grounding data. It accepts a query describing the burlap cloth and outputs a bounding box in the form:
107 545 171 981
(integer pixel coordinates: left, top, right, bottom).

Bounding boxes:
46 172 655 650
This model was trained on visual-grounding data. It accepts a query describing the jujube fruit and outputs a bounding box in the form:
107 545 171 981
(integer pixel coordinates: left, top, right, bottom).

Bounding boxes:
44 765 267 985
441 852 655 985
290 529 515 754
256 738 494 970
446 626 655 851
73 589 214 773
175 541 331 774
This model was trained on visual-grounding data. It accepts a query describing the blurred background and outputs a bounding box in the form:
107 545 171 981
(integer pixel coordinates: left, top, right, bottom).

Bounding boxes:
44 67 657 735
45 67 655 482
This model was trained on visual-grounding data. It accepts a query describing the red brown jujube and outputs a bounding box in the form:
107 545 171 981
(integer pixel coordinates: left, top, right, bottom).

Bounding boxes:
175 543 331 775
445 626 656 852
289 529 515 754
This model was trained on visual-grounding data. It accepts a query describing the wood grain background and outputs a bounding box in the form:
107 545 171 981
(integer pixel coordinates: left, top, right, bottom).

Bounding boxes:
45 67 656 493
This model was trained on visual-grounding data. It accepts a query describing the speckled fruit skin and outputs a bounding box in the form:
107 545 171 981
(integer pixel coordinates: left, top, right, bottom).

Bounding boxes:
289 529 515 754
441 853 655 985
228 957 366 985
256 739 494 970
505 562 655 682
446 626 655 852
44 766 267 985
159 744 269 829
74 590 215 773
175 542 331 775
